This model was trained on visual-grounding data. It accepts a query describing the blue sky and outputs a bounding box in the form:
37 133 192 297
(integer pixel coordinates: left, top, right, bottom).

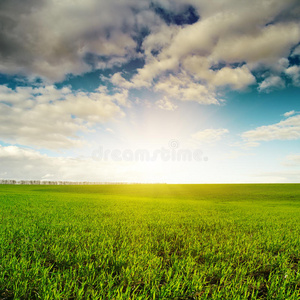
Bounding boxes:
0 0 299 183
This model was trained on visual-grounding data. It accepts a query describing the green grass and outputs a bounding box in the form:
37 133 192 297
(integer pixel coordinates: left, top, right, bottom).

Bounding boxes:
0 184 299 299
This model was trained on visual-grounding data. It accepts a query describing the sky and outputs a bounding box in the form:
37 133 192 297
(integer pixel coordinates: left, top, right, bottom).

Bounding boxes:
0 0 299 183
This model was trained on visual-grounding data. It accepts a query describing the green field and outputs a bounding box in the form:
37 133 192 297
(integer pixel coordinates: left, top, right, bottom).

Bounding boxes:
0 184 299 299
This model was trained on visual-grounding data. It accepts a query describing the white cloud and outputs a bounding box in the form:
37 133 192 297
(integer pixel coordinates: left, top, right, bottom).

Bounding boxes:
0 145 134 182
285 65 300 86
283 154 300 166
126 0 300 96
106 128 115 134
242 113 300 143
142 24 180 58
0 85 125 149
283 110 296 117
1 0 299 93
270 57 290 73
212 65 256 90
110 73 134 89
191 128 229 144
154 73 220 104
131 57 179 88
211 22 300 65
156 97 178 111
258 76 285 92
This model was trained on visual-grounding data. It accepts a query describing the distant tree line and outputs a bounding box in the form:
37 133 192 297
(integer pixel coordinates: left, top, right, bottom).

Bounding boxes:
0 180 124 185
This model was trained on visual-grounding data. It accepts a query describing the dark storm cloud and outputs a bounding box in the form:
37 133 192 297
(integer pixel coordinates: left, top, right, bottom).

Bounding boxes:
0 0 158 82
0 0 46 59
151 3 199 26
0 0 299 88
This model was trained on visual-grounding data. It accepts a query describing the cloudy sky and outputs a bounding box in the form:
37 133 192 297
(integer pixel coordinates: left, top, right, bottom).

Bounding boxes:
0 0 299 183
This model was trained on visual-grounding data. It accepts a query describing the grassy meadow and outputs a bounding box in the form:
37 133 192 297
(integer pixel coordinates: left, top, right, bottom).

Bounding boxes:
0 184 299 299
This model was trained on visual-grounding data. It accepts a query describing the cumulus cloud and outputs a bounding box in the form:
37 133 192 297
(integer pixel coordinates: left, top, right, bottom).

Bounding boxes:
191 128 229 144
212 65 256 90
110 72 135 89
242 113 300 144
0 85 125 149
118 0 300 102
285 65 300 86
0 0 161 82
141 24 180 58
211 22 300 65
258 76 285 92
0 0 299 95
154 73 220 104
156 97 178 111
270 57 290 73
